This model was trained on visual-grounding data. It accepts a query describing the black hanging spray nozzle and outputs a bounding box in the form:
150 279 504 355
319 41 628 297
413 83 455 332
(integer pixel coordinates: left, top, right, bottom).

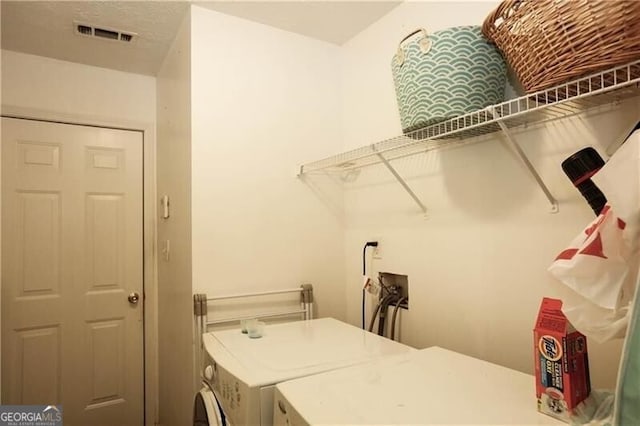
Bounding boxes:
561 147 607 216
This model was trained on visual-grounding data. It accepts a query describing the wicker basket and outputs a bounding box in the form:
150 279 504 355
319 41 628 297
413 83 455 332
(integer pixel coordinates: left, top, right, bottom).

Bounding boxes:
482 0 640 93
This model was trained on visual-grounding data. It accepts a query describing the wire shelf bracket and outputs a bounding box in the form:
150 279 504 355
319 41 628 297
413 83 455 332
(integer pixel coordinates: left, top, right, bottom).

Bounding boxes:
489 106 559 213
297 61 640 215
374 147 428 217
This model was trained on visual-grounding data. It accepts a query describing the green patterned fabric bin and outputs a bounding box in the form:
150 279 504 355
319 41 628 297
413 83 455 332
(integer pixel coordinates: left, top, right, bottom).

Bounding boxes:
392 26 507 134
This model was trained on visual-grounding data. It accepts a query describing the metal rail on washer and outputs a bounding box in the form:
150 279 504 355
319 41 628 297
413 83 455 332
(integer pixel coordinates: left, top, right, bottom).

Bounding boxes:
193 284 314 386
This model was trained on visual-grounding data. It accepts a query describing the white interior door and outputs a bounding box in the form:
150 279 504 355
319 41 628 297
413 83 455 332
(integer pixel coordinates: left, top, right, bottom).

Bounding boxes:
1 117 144 426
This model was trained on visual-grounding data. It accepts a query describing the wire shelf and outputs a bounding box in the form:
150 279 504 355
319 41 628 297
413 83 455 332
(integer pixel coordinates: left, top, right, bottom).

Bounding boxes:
299 61 640 175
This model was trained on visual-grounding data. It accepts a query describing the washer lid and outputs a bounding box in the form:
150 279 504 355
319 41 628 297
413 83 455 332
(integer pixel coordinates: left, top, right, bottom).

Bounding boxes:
204 318 414 387
193 386 225 426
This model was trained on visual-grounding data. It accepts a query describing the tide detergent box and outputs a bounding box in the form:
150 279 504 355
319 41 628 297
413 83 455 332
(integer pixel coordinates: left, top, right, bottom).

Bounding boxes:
534 297 591 422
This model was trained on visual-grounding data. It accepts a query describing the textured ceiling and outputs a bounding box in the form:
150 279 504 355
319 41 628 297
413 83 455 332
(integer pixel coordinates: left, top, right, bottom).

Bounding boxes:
1 1 190 76
1 1 400 76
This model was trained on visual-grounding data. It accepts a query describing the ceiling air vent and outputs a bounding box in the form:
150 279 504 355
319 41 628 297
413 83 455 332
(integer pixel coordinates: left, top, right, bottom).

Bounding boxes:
74 21 137 43
77 24 92 36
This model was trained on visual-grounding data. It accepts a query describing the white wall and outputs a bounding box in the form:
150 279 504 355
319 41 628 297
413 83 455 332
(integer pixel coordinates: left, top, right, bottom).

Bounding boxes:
155 13 193 426
340 1 639 389
190 6 346 320
1 50 155 124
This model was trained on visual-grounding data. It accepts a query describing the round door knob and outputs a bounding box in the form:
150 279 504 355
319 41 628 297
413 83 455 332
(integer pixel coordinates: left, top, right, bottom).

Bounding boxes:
128 292 140 304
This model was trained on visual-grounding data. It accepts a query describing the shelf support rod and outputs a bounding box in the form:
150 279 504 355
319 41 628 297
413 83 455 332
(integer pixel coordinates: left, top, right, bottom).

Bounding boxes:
374 149 428 216
490 108 559 213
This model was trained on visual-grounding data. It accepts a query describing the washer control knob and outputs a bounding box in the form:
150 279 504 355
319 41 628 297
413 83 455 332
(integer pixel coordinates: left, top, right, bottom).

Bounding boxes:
204 365 214 381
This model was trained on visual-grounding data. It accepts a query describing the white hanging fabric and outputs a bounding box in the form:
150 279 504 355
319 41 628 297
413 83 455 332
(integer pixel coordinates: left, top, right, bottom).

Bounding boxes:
549 130 640 343
548 128 640 425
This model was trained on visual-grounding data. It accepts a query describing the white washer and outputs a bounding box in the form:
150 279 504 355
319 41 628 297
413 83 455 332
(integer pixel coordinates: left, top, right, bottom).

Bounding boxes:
193 382 226 426
201 317 413 426
274 346 565 425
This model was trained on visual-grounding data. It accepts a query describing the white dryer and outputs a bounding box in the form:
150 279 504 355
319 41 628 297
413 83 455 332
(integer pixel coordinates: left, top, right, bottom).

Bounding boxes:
273 346 564 425
198 317 413 426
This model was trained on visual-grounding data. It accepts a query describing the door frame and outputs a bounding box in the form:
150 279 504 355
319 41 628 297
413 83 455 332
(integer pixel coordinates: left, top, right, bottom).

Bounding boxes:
1 105 158 426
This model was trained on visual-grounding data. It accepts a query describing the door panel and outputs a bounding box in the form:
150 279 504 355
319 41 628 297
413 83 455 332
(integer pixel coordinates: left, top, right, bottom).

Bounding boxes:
17 191 61 294
86 319 125 404
14 326 61 403
86 193 124 288
2 117 144 426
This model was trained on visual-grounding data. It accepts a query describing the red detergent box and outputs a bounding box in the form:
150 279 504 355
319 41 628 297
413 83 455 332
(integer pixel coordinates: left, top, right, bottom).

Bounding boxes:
534 297 591 422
